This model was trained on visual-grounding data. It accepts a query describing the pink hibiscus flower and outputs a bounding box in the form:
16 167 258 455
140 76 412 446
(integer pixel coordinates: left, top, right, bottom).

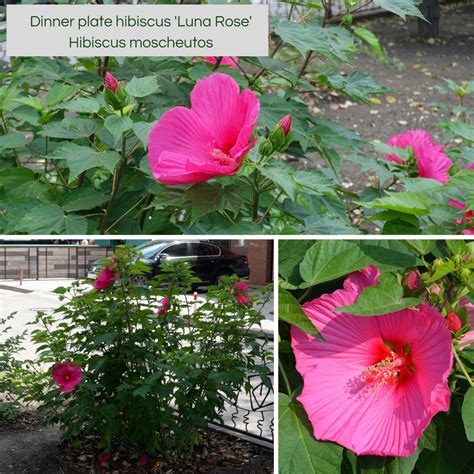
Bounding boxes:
148 73 260 185
403 269 422 291
157 296 170 316
138 455 149 466
202 56 239 69
448 163 474 234
236 292 251 306
291 265 453 457
232 281 249 294
52 363 83 393
386 130 452 183
93 267 116 290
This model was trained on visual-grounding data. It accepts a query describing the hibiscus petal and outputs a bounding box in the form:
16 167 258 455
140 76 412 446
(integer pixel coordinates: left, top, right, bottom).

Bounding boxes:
191 73 259 155
148 106 214 183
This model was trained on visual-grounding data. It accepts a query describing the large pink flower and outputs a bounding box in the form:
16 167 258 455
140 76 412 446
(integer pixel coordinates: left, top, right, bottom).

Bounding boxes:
148 73 260 185
291 265 453 457
93 266 116 289
52 363 83 393
202 56 239 69
386 130 452 183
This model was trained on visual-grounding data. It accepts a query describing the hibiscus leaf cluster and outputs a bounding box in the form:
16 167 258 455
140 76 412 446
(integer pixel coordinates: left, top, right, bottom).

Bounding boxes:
278 239 474 473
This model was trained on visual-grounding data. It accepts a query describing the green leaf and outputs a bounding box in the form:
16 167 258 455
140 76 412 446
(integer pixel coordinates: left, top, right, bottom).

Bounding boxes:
279 393 343 474
14 96 43 110
275 19 355 61
104 115 134 141
185 183 242 223
462 387 474 442
441 120 474 141
425 260 455 283
60 97 101 114
446 240 468 256
300 241 371 286
48 143 120 182
279 287 321 338
133 122 153 149
45 84 77 106
338 273 421 316
373 0 424 20
125 76 158 98
353 27 385 59
279 240 313 286
405 240 436 255
40 118 96 139
0 133 27 149
358 240 420 272
15 204 87 234
363 192 431 215
61 188 108 212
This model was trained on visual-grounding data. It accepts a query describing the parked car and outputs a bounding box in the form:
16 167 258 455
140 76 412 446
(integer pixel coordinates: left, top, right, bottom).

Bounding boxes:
87 240 250 286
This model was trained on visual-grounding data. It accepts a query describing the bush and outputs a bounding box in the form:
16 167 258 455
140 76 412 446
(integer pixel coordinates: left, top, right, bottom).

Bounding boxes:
24 246 272 462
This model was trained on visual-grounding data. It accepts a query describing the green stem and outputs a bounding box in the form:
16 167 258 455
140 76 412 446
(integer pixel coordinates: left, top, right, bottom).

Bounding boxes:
452 344 474 387
105 194 147 233
252 169 260 221
257 190 283 224
279 358 292 396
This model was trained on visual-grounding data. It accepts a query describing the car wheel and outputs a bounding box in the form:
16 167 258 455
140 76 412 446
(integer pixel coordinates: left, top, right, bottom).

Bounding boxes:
132 274 149 285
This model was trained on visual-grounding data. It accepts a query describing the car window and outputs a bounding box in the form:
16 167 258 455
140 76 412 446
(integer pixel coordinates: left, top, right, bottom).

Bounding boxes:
164 243 189 257
138 242 169 258
190 243 221 257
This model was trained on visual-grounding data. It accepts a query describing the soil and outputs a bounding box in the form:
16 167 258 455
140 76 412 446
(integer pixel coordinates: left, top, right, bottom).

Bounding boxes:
0 413 273 474
296 1 474 192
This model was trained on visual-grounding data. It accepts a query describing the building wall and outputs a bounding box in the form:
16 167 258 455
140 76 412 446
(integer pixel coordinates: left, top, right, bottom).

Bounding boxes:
0 240 274 285
229 240 273 286
0 246 113 280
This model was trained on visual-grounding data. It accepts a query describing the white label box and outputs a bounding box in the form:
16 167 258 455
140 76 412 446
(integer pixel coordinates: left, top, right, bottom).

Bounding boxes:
6 5 269 57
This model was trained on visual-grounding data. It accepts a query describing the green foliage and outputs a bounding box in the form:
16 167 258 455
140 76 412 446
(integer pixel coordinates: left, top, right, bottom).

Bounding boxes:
22 246 272 458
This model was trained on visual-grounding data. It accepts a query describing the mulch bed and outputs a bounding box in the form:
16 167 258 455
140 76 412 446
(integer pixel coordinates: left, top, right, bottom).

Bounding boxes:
0 411 273 474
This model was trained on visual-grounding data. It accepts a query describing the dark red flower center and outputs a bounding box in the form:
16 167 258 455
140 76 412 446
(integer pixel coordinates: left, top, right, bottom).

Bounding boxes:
360 340 415 391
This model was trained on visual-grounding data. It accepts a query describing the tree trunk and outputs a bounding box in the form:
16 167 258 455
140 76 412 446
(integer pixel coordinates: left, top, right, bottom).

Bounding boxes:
418 0 440 38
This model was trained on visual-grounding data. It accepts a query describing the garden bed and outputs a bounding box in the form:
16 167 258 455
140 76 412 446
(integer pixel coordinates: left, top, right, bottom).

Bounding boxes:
0 411 273 473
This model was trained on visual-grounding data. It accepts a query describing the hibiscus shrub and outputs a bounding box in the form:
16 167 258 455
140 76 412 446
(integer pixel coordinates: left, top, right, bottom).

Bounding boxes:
23 245 272 466
1 1 473 235
279 240 474 473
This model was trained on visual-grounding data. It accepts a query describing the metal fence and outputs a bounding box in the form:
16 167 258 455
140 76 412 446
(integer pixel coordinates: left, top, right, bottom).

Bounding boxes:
212 336 274 447
0 245 113 280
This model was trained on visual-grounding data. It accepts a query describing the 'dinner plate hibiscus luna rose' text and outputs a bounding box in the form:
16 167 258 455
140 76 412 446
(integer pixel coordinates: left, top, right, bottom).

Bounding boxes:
291 265 453 457
148 73 260 185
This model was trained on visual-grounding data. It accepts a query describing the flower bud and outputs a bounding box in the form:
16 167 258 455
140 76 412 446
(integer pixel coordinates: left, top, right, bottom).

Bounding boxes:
259 138 274 157
446 311 462 332
104 72 118 93
103 72 129 111
460 268 471 283
279 114 292 137
403 270 422 292
433 259 444 268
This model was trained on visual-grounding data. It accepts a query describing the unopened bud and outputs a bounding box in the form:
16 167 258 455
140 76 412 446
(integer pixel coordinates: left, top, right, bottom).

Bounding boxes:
259 138 274 157
104 72 118 93
446 312 462 332
403 270 422 292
